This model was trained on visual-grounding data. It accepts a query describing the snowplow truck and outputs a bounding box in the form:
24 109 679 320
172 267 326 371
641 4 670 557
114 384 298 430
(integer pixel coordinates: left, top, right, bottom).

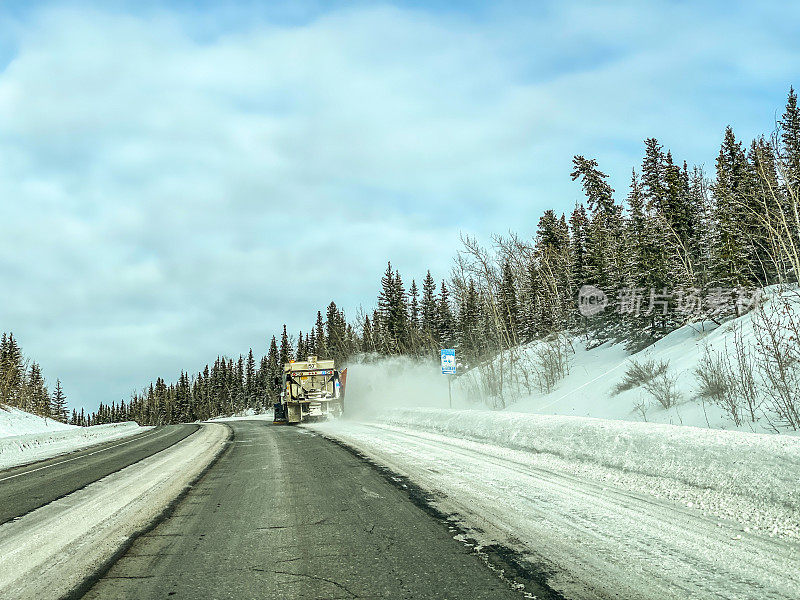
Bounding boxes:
273 356 346 424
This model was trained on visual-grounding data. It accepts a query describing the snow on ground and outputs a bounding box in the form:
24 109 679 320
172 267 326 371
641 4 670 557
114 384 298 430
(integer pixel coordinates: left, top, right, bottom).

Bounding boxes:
208 407 273 422
0 405 76 437
0 405 149 471
452 285 800 432
312 288 800 597
309 410 800 599
0 423 228 600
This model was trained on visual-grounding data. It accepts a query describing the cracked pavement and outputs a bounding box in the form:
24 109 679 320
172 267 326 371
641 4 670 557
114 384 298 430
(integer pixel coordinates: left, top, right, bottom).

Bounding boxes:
80 420 523 599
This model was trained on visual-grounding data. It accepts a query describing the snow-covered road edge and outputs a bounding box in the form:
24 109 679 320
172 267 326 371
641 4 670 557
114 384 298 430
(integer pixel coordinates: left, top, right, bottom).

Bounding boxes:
0 421 152 471
0 423 230 600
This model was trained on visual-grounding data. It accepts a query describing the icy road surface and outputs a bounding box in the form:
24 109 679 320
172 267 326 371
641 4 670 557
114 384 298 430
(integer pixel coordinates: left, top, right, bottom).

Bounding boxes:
309 419 800 600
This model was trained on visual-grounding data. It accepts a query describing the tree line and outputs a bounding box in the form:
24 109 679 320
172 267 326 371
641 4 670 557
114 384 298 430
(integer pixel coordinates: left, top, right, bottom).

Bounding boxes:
78 86 800 425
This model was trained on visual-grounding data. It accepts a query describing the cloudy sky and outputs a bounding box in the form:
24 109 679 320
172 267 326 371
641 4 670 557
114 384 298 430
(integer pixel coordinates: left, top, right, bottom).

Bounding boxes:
1 0 798 411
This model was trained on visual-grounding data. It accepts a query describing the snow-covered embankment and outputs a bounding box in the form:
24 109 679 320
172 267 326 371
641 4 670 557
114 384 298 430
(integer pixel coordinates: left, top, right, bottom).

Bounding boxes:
376 407 800 525
0 416 149 471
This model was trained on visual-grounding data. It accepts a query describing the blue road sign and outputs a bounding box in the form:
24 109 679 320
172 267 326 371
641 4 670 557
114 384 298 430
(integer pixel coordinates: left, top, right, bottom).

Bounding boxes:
440 349 456 375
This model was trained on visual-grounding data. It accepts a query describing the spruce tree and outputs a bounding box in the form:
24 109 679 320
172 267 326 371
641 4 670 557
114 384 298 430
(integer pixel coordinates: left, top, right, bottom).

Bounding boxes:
245 349 256 406
266 336 280 399
420 271 438 351
569 203 589 295
457 279 481 363
361 315 374 353
408 279 420 353
571 156 624 339
748 137 781 283
534 210 571 333
0 333 24 407
436 281 454 349
279 325 292 366
780 86 800 190
50 379 67 423
27 363 50 417
314 311 326 357
711 126 754 299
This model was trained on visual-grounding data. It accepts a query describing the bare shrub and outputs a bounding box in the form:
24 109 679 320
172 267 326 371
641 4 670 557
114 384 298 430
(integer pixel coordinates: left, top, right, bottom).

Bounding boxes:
613 358 680 410
644 370 682 409
693 326 761 428
612 359 669 395
694 346 740 426
730 324 761 423
633 398 649 422
752 294 800 430
531 334 573 394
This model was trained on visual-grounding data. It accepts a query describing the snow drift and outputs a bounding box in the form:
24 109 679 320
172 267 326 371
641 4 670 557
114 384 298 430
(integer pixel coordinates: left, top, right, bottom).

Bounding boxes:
0 405 75 438
0 418 148 470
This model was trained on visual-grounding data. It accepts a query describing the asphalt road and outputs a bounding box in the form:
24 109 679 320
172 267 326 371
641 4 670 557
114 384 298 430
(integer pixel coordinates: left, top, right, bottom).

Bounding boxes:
0 424 199 525
80 420 524 599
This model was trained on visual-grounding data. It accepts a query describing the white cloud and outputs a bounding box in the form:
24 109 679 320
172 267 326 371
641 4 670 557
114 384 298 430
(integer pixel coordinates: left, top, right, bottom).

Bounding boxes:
0 2 798 410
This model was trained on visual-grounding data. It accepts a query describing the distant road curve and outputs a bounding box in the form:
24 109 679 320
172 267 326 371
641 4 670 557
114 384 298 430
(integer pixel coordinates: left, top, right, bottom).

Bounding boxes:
0 424 199 525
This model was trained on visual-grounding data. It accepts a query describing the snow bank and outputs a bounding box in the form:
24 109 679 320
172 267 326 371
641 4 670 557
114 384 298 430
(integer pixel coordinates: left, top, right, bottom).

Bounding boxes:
375 407 800 512
0 421 148 470
208 408 273 422
0 405 76 437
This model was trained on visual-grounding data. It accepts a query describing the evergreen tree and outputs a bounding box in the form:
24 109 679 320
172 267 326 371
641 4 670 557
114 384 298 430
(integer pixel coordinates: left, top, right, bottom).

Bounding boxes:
0 333 24 407
437 281 454 349
325 301 347 362
377 262 409 353
50 379 67 423
27 362 50 417
408 279 420 352
571 155 624 338
534 210 571 333
780 86 800 190
457 279 481 363
569 203 589 297
279 325 292 366
245 349 256 406
361 315 374 353
711 126 754 297
314 311 326 357
420 270 438 349
266 336 280 400
748 137 781 283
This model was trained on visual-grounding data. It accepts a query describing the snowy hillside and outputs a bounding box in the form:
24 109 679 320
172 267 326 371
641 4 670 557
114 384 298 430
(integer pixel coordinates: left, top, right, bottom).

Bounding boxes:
0 405 76 438
0 405 149 470
453 285 800 433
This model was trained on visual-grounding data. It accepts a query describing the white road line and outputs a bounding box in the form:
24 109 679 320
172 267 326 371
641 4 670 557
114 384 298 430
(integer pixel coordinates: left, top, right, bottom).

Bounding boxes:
0 428 172 483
